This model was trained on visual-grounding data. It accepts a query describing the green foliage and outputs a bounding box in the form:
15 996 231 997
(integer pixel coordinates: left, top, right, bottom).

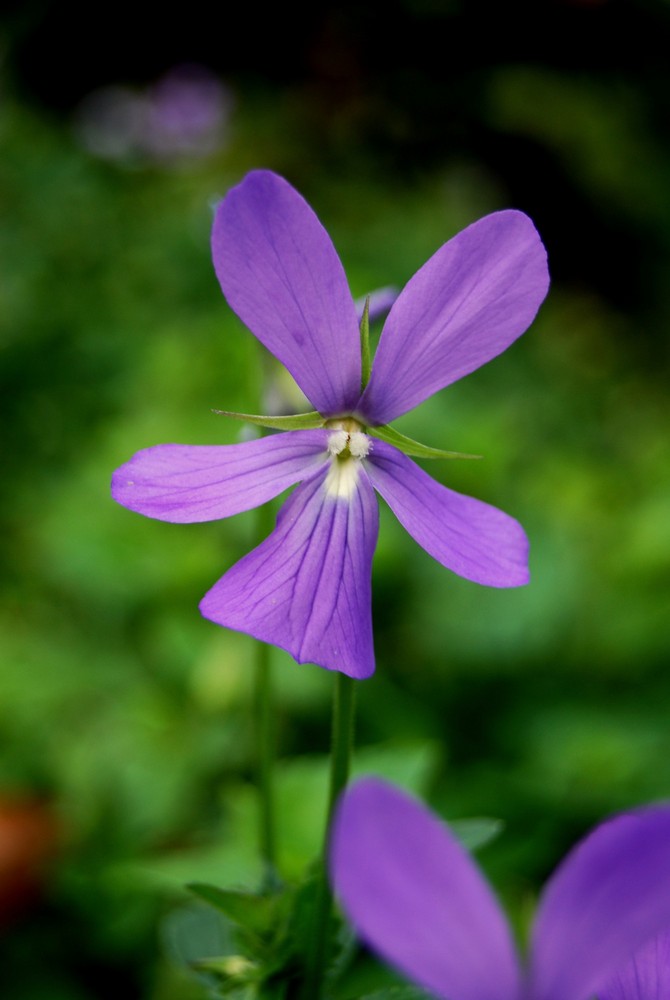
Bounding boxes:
187 886 287 941
179 875 428 1000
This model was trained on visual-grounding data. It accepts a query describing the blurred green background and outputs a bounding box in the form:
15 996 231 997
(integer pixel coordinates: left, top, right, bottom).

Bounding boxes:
2 0 670 996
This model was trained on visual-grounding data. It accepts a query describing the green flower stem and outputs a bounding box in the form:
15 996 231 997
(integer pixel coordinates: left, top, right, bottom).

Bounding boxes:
327 673 357 822
300 673 357 1000
254 637 276 883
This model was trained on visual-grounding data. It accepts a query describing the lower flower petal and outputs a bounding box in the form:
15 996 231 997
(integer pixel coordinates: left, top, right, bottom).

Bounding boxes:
111 430 329 523
365 440 529 587
199 465 379 678
598 929 670 1000
530 808 670 1000
329 778 522 1000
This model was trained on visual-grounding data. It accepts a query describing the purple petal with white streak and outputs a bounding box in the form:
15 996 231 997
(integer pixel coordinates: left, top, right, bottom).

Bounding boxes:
329 778 521 1000
530 807 670 1000
597 928 670 1000
355 285 399 324
365 439 529 586
358 210 549 425
199 465 378 678
212 170 362 416
111 430 329 523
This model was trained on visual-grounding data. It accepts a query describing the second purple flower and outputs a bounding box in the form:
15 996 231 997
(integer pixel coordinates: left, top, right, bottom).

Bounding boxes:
330 778 670 1000
112 170 549 678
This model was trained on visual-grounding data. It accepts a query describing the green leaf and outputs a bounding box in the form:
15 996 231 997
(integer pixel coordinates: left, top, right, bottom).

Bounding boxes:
360 296 372 390
370 423 481 460
449 817 504 851
331 940 431 1000
275 870 322 964
211 410 324 431
187 883 284 936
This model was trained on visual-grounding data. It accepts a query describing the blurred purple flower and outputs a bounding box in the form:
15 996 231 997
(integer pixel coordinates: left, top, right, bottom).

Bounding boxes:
330 778 670 1000
112 170 548 678
75 65 231 164
145 66 231 158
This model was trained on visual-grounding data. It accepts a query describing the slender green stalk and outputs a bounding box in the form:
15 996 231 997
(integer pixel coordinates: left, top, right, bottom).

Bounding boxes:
254 637 276 881
327 674 356 822
300 673 357 1000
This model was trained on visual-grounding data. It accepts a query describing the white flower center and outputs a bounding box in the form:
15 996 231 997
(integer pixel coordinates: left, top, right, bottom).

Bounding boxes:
327 429 349 457
324 420 371 499
349 432 370 459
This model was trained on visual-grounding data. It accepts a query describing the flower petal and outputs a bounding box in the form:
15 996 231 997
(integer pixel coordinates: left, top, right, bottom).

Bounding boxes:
355 285 399 324
111 430 329 523
199 464 379 678
365 440 529 587
598 929 670 1000
530 807 670 1000
212 170 362 416
329 778 521 1000
358 210 549 425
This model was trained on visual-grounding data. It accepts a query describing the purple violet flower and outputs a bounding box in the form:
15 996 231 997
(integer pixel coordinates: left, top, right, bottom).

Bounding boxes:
599 928 670 1000
330 778 670 1000
112 170 549 679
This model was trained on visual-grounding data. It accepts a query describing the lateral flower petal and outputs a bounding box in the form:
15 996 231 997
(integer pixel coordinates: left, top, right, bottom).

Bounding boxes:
598 929 670 1000
211 170 362 417
329 778 521 1000
365 440 529 587
358 210 549 425
199 465 379 679
111 430 329 523
530 808 670 1000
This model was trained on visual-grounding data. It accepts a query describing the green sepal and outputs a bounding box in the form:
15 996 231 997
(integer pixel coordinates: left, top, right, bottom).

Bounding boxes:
370 423 481 460
187 883 285 937
360 295 372 390
212 409 324 431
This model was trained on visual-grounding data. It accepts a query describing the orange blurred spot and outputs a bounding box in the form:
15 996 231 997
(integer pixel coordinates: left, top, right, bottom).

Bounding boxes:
0 798 59 926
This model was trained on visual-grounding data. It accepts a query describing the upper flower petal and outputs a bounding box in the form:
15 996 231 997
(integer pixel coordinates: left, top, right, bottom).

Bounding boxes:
365 440 529 587
329 778 522 1000
530 807 670 1000
211 170 362 417
597 928 670 1000
111 430 329 522
198 463 379 678
358 210 549 426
